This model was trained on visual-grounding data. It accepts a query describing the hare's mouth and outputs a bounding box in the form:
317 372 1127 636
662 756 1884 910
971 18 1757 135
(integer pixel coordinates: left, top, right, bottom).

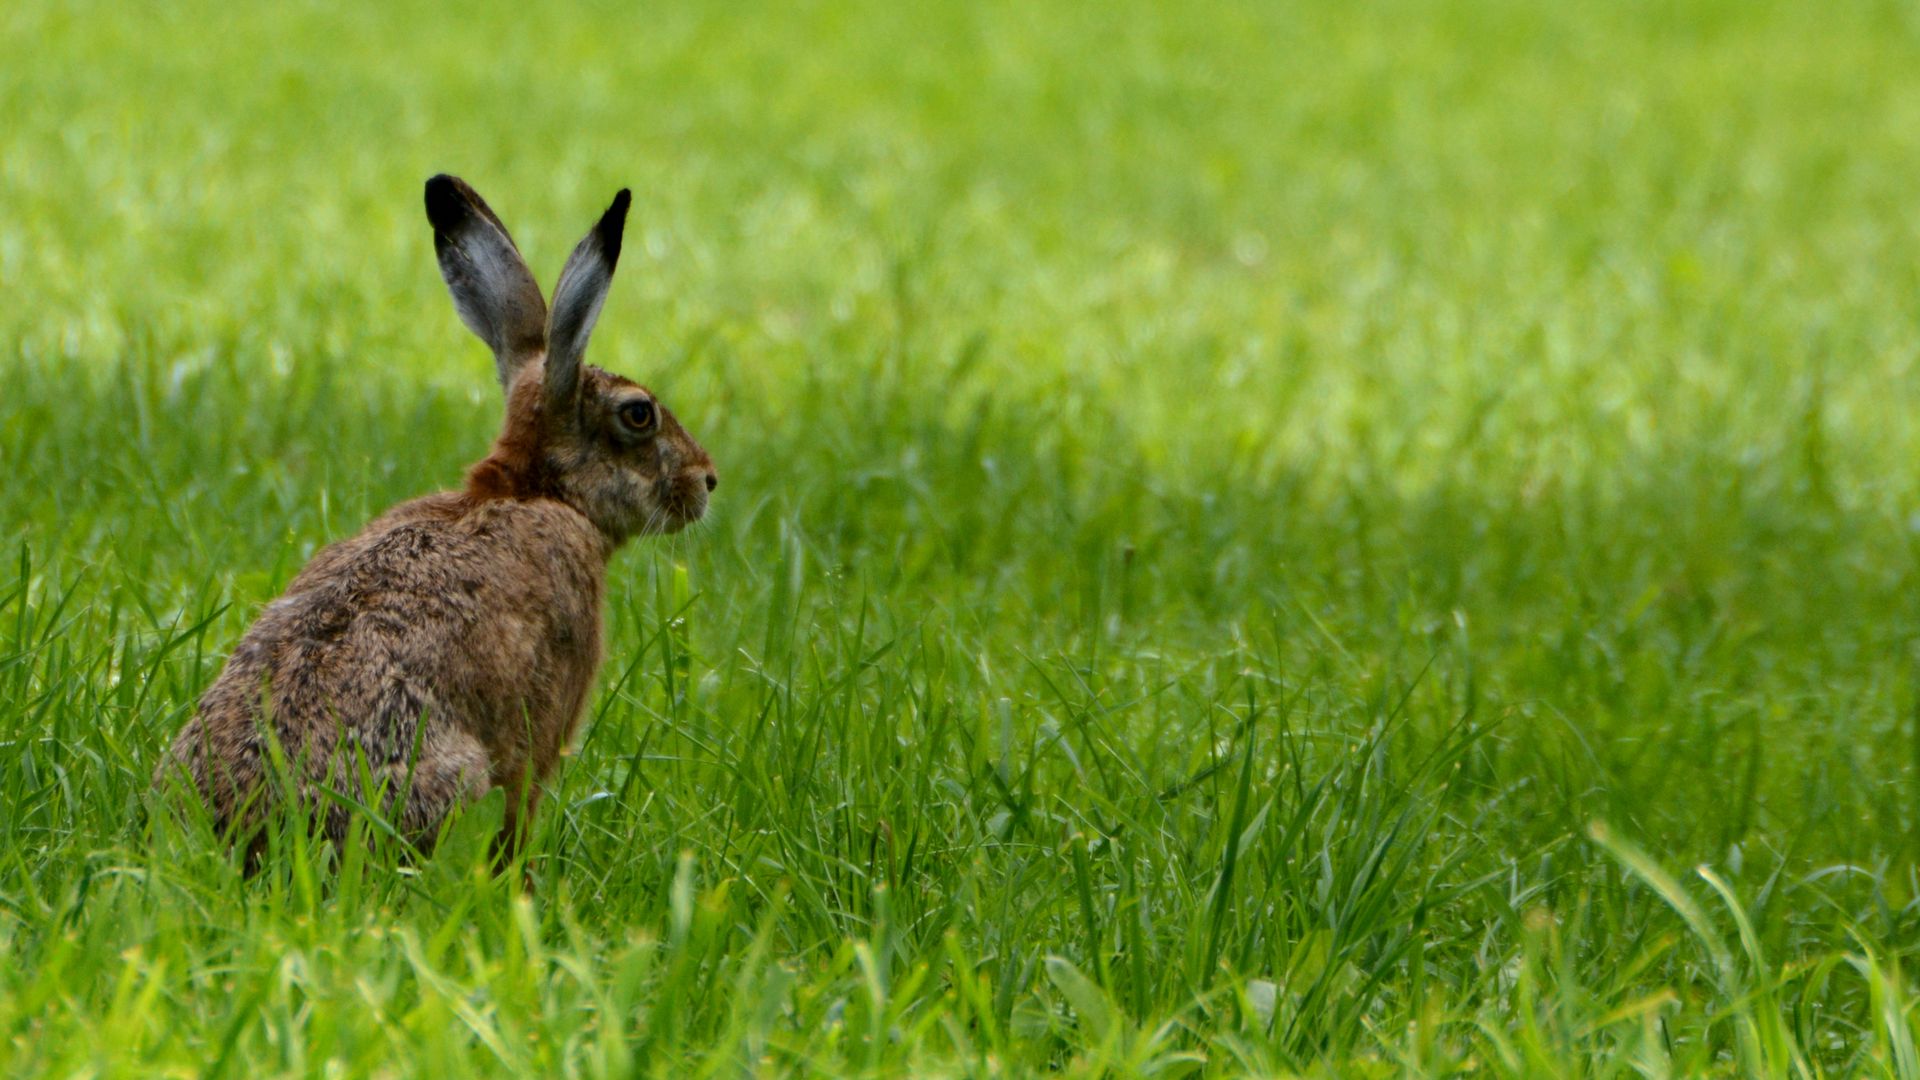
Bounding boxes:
654 505 703 535
652 479 709 532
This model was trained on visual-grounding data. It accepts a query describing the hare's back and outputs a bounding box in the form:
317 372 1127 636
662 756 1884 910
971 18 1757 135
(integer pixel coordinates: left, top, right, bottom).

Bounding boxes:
184 493 606 772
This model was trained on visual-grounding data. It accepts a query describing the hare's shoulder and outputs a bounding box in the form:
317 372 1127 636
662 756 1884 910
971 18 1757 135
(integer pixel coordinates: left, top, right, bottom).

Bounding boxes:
209 491 605 713
281 491 603 600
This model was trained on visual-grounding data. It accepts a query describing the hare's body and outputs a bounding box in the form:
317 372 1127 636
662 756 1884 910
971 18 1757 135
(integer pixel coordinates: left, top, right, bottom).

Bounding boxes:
166 489 606 846
155 176 714 863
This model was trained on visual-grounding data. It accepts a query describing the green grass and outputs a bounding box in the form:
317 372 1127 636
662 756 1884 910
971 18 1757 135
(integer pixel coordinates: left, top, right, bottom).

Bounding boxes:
5 0 1920 1074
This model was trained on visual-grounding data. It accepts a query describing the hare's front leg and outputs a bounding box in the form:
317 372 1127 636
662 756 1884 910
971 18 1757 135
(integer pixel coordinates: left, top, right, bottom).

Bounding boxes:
488 762 545 875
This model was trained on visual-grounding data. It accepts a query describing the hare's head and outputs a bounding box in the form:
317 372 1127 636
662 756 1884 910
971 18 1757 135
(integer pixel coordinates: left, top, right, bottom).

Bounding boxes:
424 174 715 542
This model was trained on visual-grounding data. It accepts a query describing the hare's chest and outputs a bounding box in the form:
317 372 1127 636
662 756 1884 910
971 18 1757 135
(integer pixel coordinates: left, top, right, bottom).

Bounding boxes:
460 517 607 766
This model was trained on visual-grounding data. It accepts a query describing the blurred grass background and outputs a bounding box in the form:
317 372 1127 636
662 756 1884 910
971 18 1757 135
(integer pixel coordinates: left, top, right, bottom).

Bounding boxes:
5 0 1920 1074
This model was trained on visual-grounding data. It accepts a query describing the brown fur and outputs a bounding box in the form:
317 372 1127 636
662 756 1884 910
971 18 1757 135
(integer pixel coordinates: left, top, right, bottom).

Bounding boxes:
153 177 714 864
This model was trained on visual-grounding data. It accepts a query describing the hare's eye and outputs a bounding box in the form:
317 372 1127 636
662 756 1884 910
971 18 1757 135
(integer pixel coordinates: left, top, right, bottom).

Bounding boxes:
618 400 656 432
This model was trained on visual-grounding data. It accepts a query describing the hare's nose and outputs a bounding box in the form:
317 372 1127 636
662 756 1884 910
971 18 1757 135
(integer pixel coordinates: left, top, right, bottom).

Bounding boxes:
704 472 718 493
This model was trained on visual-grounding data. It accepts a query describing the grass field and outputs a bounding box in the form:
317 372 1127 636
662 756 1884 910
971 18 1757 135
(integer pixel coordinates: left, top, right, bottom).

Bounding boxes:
5 0 1920 1074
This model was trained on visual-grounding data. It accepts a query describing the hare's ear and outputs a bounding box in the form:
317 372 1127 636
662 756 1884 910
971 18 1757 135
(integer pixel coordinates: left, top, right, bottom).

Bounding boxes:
544 188 631 417
424 175 548 392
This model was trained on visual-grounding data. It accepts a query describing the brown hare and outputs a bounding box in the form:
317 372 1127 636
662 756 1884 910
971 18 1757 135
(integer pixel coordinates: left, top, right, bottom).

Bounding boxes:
154 175 715 869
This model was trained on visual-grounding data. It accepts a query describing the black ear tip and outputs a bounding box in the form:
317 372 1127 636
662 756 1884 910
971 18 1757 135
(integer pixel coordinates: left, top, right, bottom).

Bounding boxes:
596 188 633 262
600 189 632 232
424 174 469 231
